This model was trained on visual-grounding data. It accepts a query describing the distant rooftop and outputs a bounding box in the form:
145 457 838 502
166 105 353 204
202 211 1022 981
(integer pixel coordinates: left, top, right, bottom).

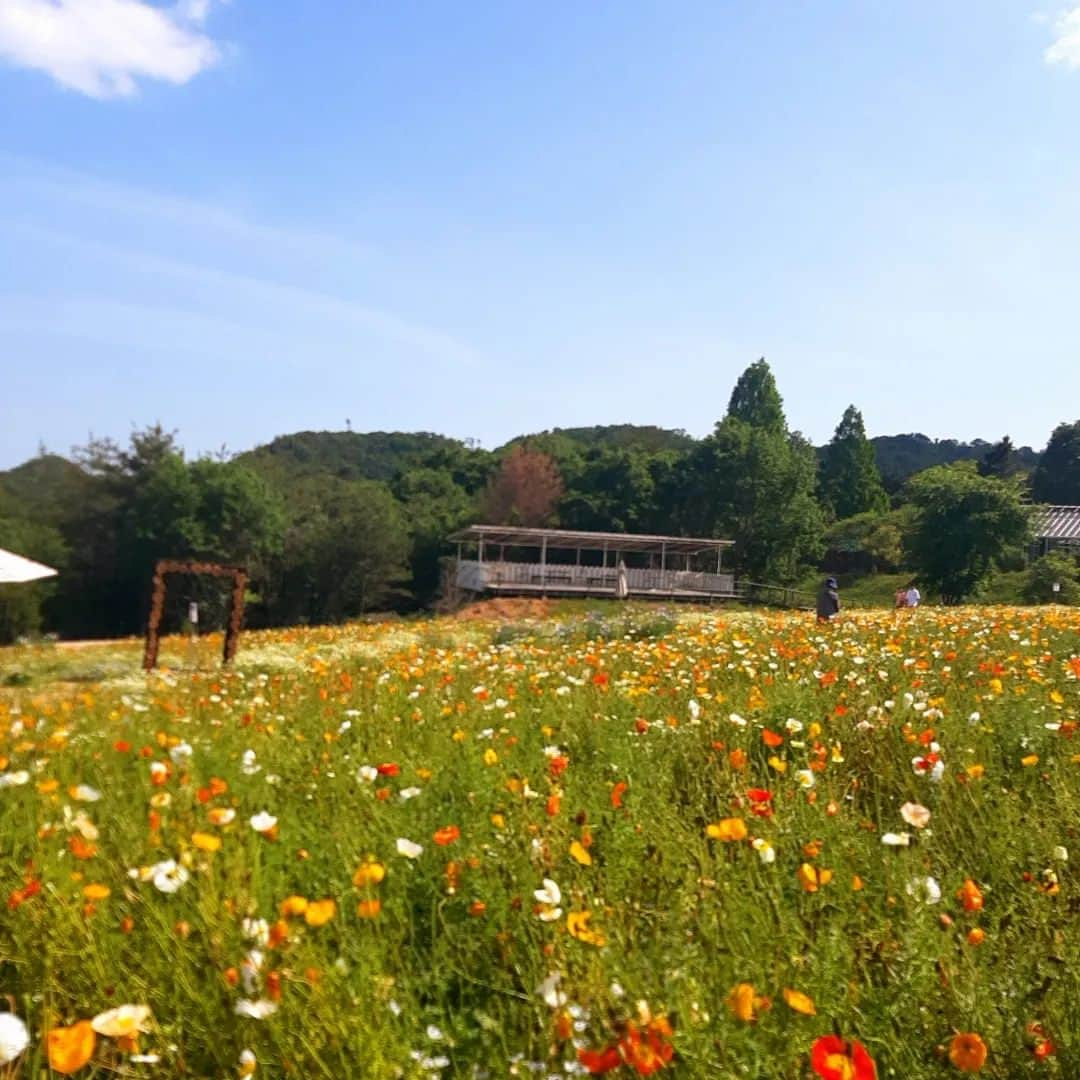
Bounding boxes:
1034 506 1080 542
448 524 733 556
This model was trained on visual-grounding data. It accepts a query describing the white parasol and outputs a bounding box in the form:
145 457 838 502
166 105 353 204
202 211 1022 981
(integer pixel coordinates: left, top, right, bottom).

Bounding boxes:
0 547 58 584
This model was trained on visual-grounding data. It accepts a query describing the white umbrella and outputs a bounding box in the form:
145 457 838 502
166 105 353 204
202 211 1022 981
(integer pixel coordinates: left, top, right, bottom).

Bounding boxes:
0 547 58 584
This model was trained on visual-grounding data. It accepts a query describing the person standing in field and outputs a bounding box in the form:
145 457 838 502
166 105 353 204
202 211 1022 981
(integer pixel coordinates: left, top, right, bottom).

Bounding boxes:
905 583 921 608
817 577 840 622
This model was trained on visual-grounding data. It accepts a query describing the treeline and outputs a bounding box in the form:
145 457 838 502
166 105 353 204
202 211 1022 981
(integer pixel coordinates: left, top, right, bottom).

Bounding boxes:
1 359 1078 641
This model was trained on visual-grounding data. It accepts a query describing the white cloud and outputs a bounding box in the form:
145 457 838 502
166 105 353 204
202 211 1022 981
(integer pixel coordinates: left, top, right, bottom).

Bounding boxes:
1046 6 1080 67
0 0 220 98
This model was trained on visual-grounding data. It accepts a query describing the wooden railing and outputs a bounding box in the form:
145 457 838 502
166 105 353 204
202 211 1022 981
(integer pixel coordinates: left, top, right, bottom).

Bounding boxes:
456 560 736 597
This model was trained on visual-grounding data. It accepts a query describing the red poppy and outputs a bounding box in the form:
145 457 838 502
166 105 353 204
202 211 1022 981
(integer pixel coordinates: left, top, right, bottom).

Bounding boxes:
747 788 774 818
611 781 628 809
578 1046 622 1073
762 729 784 748
810 1035 877 1080
549 755 570 779
433 825 461 846
375 763 399 776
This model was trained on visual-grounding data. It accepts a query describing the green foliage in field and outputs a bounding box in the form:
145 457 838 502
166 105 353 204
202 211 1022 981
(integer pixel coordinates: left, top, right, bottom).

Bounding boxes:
2 609 1080 1076
906 463 1031 604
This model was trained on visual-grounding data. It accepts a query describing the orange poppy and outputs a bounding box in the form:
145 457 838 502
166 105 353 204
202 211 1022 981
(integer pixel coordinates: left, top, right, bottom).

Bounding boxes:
47 1021 96 1074
949 1032 987 1072
433 825 461 846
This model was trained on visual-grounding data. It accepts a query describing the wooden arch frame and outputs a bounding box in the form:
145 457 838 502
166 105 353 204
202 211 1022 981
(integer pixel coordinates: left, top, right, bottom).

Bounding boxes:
143 559 248 671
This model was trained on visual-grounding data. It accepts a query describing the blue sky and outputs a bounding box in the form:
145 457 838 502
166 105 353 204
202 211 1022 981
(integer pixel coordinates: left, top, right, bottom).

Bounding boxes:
2 1 1080 468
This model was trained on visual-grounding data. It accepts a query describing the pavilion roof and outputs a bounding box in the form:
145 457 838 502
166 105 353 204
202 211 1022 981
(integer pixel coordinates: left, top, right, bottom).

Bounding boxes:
448 524 734 556
1034 506 1080 542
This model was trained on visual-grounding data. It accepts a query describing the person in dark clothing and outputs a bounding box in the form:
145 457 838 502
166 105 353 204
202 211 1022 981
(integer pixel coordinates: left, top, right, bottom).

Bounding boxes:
817 577 840 622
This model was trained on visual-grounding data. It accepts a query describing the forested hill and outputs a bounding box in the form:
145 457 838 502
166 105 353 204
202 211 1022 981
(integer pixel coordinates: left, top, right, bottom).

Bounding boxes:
869 434 1039 492
236 427 1040 489
236 430 466 483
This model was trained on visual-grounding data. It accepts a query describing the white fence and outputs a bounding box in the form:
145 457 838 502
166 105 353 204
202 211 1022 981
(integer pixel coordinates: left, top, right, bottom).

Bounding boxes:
455 560 736 597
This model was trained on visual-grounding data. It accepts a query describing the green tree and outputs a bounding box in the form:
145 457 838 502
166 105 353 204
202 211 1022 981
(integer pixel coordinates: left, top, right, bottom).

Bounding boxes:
267 477 409 623
1032 421 1080 504
977 435 1020 479
825 508 911 574
726 357 787 433
1023 551 1079 605
905 463 1031 604
678 360 824 581
393 467 474 605
819 406 888 519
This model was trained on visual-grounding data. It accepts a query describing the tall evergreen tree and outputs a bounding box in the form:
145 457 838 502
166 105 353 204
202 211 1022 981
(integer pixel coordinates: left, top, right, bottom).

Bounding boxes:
819 405 889 519
726 358 786 432
1032 421 1080 504
683 359 824 581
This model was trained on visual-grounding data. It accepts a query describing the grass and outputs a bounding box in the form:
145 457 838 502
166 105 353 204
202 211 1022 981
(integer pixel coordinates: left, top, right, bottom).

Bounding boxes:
1 606 1079 1077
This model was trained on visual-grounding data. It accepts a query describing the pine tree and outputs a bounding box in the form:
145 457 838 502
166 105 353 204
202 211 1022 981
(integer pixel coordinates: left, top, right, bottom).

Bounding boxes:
819 405 889 520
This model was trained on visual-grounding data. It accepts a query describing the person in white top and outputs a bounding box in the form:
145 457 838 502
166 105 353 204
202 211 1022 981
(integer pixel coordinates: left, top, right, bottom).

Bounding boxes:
905 585 921 608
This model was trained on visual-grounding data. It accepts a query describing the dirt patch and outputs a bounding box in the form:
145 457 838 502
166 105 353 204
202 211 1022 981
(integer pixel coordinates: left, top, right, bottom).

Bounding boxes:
454 598 553 621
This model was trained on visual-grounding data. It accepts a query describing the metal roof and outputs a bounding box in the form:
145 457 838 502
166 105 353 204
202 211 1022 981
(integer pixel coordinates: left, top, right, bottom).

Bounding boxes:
448 524 734 556
1034 506 1080 541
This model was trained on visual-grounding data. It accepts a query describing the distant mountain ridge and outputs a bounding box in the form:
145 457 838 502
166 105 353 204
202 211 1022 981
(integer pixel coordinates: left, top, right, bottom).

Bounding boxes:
4 427 1042 494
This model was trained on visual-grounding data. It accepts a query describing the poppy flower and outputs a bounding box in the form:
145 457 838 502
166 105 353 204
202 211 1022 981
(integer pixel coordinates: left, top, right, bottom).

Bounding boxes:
948 1032 987 1072
570 840 592 866
798 863 833 893
957 879 984 912
782 988 816 1015
725 982 769 1022
91 1004 151 1040
353 860 386 887
356 898 382 919
578 1045 622 1074
304 899 336 926
611 781 628 809
433 825 461 846
47 1021 96 1074
567 909 606 946
706 818 748 842
810 1034 877 1080
0 1013 29 1066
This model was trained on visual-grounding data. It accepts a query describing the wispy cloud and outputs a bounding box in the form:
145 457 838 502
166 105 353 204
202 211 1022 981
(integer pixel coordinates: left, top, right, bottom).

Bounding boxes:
1046 6 1080 67
0 0 221 98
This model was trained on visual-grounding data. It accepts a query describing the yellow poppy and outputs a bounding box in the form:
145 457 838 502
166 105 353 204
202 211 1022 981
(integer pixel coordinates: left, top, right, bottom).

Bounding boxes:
706 818 748 842
304 899 336 926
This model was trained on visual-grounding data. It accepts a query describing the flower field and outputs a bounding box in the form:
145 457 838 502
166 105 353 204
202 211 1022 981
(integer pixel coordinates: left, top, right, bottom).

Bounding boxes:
2 605 1080 1077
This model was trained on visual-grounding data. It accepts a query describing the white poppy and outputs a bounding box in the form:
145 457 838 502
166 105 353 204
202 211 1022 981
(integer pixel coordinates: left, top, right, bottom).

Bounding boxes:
396 838 423 859
536 972 567 1009
900 802 931 829
151 860 189 894
881 832 911 847
0 771 30 788
905 875 942 904
249 811 277 834
234 999 277 1019
0 1013 29 1066
91 1004 152 1037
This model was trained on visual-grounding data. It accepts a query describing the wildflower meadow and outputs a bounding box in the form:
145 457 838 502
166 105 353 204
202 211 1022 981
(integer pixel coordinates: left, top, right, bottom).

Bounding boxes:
2 604 1080 1078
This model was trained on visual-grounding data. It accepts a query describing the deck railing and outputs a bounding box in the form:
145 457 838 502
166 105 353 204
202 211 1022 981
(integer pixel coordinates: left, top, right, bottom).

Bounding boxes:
456 560 736 597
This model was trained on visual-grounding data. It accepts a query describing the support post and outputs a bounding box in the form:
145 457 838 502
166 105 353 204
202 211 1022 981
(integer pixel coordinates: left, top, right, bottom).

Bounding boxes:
540 536 548 596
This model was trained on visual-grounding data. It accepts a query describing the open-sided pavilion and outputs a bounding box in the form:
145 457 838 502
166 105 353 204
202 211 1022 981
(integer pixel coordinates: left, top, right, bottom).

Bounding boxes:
448 524 737 601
